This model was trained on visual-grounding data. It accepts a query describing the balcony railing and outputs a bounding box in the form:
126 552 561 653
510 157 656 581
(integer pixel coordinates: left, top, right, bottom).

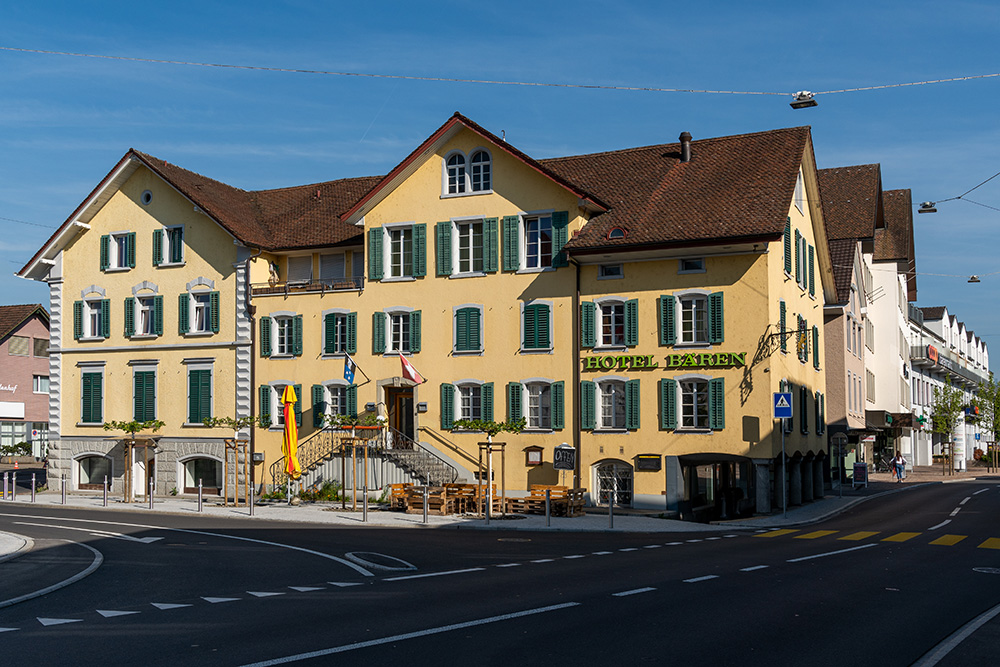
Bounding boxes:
252 276 364 297
908 303 924 327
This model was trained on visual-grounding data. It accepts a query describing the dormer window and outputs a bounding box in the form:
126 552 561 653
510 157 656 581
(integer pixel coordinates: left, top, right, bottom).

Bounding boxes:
443 149 492 196
608 228 626 240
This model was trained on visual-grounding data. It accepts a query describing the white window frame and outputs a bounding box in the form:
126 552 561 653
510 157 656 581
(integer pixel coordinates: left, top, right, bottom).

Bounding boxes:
521 212 554 271
678 257 706 274
33 375 49 394
323 379 352 420
457 381 484 422
382 222 415 281
385 307 414 355
798 235 808 290
522 379 553 431
161 226 185 266
83 298 104 340
598 264 623 280
469 149 492 193
274 315 295 357
595 297 626 349
136 295 156 337
268 381 293 430
108 231 131 271
442 149 492 197
676 289 710 346
189 291 212 335
452 217 486 275
323 308 350 356
677 373 711 431
595 375 627 431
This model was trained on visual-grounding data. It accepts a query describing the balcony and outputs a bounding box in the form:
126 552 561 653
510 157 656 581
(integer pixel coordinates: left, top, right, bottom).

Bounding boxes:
251 276 364 297
908 303 924 327
911 343 988 387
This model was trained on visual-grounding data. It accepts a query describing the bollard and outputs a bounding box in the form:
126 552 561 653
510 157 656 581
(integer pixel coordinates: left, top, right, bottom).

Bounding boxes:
545 489 551 528
148 477 154 510
423 486 428 525
363 490 368 523
11 472 16 501
198 479 203 513
608 495 614 529
103 475 108 507
62 474 67 505
31 473 36 503
249 482 254 517
2 471 7 501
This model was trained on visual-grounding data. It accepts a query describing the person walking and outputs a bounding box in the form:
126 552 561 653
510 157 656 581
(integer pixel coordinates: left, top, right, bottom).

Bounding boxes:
892 452 907 482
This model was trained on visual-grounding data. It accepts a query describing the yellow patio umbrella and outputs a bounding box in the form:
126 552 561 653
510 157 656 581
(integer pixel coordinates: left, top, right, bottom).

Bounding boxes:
282 385 302 480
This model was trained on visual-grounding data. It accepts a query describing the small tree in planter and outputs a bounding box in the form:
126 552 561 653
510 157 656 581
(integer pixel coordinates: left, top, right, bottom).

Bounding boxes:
103 419 165 500
452 417 525 517
931 378 966 470
202 415 272 499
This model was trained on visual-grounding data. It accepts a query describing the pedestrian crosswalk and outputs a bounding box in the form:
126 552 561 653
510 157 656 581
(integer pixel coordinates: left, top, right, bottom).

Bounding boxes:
755 528 1000 549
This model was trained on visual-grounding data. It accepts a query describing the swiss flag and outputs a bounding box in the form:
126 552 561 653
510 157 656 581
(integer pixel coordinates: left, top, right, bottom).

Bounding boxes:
399 353 425 384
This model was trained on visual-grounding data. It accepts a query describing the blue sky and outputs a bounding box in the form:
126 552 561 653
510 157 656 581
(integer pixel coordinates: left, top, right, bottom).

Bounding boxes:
2 1 998 362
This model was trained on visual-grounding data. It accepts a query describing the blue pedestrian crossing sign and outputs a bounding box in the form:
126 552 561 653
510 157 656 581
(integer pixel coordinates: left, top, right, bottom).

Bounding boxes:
773 392 793 419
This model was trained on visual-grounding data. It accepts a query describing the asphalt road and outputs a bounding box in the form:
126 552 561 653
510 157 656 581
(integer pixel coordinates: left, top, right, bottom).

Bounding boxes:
2 482 1000 666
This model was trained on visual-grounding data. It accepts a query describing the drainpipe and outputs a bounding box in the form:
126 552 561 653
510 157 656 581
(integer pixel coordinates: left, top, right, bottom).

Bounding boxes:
244 247 262 493
572 257 582 490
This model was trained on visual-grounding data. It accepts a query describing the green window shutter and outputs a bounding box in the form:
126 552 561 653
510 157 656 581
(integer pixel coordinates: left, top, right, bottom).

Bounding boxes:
502 215 519 271
783 218 792 274
800 386 809 434
819 393 825 434
126 232 136 268
802 317 809 363
134 371 155 422
455 308 469 351
779 301 787 353
346 312 357 354
581 301 596 348
73 301 83 340
324 313 336 354
210 292 220 333
372 312 386 354
808 245 815 296
507 382 523 422
483 217 499 273
178 293 190 335
169 228 184 264
625 379 640 430
133 373 144 421
153 295 163 336
100 299 110 338
83 373 103 423
293 384 302 427
409 310 421 353
435 221 452 276
293 314 303 356
346 385 357 418
413 223 427 277
794 230 802 283
551 211 569 268
483 382 494 422
523 303 550 350
259 385 271 426
100 235 110 271
660 379 677 430
124 297 135 337
625 299 639 346
708 291 725 344
189 370 211 424
368 228 384 280
709 378 725 430
580 380 596 430
312 384 326 428
259 316 271 357
152 229 163 266
815 391 822 436
440 383 455 429
551 381 565 430
813 325 820 369
659 295 676 345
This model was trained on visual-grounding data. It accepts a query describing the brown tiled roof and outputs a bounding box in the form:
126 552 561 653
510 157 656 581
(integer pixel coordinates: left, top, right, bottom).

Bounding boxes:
878 189 917 300
552 127 811 252
817 164 882 241
920 306 946 320
134 152 377 251
828 238 857 304
0 304 47 343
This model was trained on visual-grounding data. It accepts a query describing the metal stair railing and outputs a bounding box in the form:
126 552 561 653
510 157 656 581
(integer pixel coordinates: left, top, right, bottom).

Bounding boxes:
270 427 344 490
382 425 458 485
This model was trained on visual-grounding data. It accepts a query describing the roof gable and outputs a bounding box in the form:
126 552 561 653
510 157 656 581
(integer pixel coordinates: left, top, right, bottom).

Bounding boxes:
817 164 883 241
0 304 47 344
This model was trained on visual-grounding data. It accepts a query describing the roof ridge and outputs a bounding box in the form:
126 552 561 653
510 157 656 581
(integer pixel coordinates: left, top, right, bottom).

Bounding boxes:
253 174 384 195
132 150 251 194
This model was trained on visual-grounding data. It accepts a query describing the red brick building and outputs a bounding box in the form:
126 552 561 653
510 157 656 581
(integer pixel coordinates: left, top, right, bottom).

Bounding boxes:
0 305 51 458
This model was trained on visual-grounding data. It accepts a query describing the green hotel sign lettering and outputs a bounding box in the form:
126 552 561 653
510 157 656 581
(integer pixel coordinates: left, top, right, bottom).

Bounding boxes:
582 352 746 372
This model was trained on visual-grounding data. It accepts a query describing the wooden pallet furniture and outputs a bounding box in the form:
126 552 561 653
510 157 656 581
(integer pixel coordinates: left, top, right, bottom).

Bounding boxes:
388 483 413 511
404 486 456 516
507 485 586 518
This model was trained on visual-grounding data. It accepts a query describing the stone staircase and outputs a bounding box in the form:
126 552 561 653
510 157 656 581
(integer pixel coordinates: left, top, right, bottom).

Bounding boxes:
382 447 457 486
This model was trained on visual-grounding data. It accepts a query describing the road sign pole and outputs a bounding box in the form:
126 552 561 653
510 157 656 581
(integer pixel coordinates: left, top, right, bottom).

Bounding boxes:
781 418 786 519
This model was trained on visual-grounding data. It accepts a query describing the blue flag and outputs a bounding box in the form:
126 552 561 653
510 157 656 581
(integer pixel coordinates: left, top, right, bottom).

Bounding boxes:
343 354 356 384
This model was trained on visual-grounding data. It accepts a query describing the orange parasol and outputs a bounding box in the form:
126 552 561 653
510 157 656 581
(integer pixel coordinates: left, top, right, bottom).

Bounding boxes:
281 385 301 480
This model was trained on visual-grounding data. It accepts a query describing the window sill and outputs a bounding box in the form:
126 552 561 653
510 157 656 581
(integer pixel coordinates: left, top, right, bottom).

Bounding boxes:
320 353 349 360
130 334 160 340
184 331 216 338
594 345 628 352
157 262 185 268
596 274 624 281
381 276 416 283
182 422 210 427
76 422 104 427
516 267 555 275
453 349 484 356
520 348 553 355
674 428 713 434
593 428 628 434
523 428 554 434
672 342 711 349
449 272 487 279
78 337 107 343
103 267 131 273
440 190 492 199
384 351 414 357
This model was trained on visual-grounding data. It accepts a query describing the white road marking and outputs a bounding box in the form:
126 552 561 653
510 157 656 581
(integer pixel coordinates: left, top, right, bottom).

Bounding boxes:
950 508 961 517
344 552 416 572
203 597 241 603
787 543 877 563
913 599 1000 666
960 497 971 505
592 551 613 555
613 587 656 597
619 548 638 552
929 520 952 531
643 545 661 549
239 602 581 666
705 537 722 541
685 540 702 543
495 563 521 568
664 542 683 546
288 587 324 592
248 592 285 598
96 609 139 617
151 603 192 610
974 488 990 496
740 565 769 572
683 575 719 583
531 559 555 563
13 521 161 544
37 617 82 626
327 582 362 587
723 535 739 538
384 568 484 582
0 627 17 633
0 540 103 610
563 555 585 559
0 512 374 577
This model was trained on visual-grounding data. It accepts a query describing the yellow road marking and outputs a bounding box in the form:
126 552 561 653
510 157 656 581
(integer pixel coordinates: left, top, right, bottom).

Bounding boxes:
839 531 879 541
754 529 799 538
929 534 967 546
882 532 921 543
795 530 838 540
978 538 1000 550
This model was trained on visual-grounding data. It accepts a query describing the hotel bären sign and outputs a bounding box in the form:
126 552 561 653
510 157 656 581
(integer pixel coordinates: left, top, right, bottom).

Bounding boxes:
582 352 747 372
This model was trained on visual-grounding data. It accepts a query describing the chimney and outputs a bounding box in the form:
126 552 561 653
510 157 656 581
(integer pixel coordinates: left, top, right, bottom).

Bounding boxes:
679 132 692 163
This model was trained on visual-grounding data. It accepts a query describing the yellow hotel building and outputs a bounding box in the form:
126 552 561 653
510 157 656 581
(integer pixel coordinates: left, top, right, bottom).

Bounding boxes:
20 114 833 519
